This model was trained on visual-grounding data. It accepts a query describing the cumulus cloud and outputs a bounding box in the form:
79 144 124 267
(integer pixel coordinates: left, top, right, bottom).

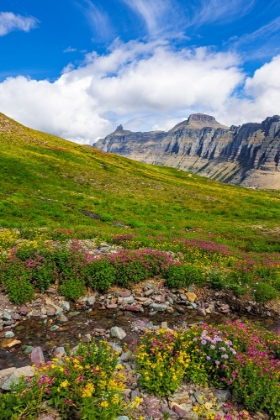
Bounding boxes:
0 12 38 36
0 39 280 143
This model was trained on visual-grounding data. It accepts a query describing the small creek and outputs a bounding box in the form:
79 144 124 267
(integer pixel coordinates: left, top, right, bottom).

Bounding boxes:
0 307 279 370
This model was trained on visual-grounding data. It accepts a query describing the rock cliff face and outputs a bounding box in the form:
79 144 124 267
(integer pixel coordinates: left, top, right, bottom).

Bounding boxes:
94 113 280 189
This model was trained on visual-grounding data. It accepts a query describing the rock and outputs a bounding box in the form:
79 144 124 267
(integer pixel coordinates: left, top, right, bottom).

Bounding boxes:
57 314 68 322
4 331 15 338
61 301 70 311
14 366 35 378
150 303 167 312
31 346 45 367
50 325 60 331
1 373 19 390
106 304 118 309
24 345 34 354
87 296 96 305
0 367 16 378
170 402 188 418
120 290 131 297
145 408 163 418
117 417 130 420
46 287 57 294
109 342 123 354
255 412 269 420
46 306 56 316
122 296 135 304
53 346 66 358
124 304 142 312
3 310 11 320
194 392 205 404
120 350 132 362
19 304 29 315
144 289 154 297
185 292 197 302
1 338 21 348
161 321 168 329
11 312 21 320
214 390 232 402
110 326 126 340
143 298 153 306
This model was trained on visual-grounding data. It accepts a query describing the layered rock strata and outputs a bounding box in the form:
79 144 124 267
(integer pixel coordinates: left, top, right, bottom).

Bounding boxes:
94 113 280 189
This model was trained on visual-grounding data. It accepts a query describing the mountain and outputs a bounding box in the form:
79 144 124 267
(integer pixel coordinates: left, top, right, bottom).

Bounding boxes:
94 113 280 190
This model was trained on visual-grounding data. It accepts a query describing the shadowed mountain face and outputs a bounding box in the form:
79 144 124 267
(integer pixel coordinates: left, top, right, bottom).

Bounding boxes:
94 113 280 189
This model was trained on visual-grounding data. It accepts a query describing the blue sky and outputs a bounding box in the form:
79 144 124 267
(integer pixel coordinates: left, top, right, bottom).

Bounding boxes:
0 0 280 143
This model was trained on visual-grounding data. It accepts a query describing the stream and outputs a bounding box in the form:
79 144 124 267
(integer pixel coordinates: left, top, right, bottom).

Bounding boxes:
1 307 279 370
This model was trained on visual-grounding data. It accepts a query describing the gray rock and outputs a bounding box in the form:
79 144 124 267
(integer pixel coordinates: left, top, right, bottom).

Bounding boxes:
150 303 167 312
109 342 123 354
214 390 232 402
0 367 16 379
61 301 70 311
110 326 126 340
49 325 59 331
117 417 130 420
1 373 19 390
14 366 35 378
87 296 96 305
4 331 14 338
53 346 66 358
57 314 68 322
122 296 135 304
3 311 11 320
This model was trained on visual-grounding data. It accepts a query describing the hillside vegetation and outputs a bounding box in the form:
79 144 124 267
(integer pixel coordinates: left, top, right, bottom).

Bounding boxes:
0 112 280 252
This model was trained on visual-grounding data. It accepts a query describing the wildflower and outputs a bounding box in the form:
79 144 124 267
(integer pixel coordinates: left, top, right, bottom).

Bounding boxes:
100 401 109 408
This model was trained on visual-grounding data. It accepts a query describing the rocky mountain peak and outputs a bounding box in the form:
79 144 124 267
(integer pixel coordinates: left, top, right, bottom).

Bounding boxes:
111 124 132 137
187 113 217 124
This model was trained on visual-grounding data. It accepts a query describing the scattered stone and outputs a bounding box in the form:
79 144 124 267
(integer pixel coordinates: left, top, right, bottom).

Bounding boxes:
1 338 21 348
31 346 45 367
53 346 66 358
150 303 167 312
4 331 15 338
144 289 154 297
185 292 197 303
24 345 34 354
110 326 126 340
1 373 19 391
49 325 60 332
214 390 232 402
61 301 70 311
19 304 29 315
3 311 11 320
57 314 68 323
0 367 16 378
14 365 35 378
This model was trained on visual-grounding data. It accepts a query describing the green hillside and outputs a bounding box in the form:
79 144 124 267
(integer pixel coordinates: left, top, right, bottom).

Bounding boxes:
0 112 280 252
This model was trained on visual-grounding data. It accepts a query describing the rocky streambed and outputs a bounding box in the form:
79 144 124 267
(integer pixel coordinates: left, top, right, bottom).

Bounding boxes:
0 273 279 419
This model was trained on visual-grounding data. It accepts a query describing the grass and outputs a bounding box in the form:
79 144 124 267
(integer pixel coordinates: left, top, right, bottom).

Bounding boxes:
1 112 280 253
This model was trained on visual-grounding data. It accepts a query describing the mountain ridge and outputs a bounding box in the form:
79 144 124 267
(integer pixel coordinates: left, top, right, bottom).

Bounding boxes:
94 113 280 190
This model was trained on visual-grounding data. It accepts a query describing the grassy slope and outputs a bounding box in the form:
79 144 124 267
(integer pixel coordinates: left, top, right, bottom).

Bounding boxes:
1 113 280 251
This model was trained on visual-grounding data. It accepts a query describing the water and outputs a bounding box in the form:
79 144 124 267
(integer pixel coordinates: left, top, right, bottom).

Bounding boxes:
0 308 279 370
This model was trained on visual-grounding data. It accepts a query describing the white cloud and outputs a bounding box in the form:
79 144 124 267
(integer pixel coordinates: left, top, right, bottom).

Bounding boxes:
188 0 255 27
0 12 38 36
81 0 112 40
0 40 280 144
121 0 180 37
63 46 77 53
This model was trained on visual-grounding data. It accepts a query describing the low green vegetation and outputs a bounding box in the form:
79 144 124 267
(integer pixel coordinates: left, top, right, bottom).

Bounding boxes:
1 113 280 254
0 239 279 304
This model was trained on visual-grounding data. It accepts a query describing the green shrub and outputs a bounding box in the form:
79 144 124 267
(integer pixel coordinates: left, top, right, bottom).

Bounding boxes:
208 272 226 290
163 264 202 288
59 277 86 299
85 259 116 291
254 282 278 302
228 283 247 296
114 260 148 286
5 277 34 304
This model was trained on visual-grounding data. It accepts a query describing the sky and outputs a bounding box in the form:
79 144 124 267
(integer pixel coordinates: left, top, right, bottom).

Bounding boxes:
0 0 280 144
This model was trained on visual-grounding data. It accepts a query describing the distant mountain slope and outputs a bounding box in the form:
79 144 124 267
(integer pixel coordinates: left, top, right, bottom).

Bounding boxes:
94 113 280 190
